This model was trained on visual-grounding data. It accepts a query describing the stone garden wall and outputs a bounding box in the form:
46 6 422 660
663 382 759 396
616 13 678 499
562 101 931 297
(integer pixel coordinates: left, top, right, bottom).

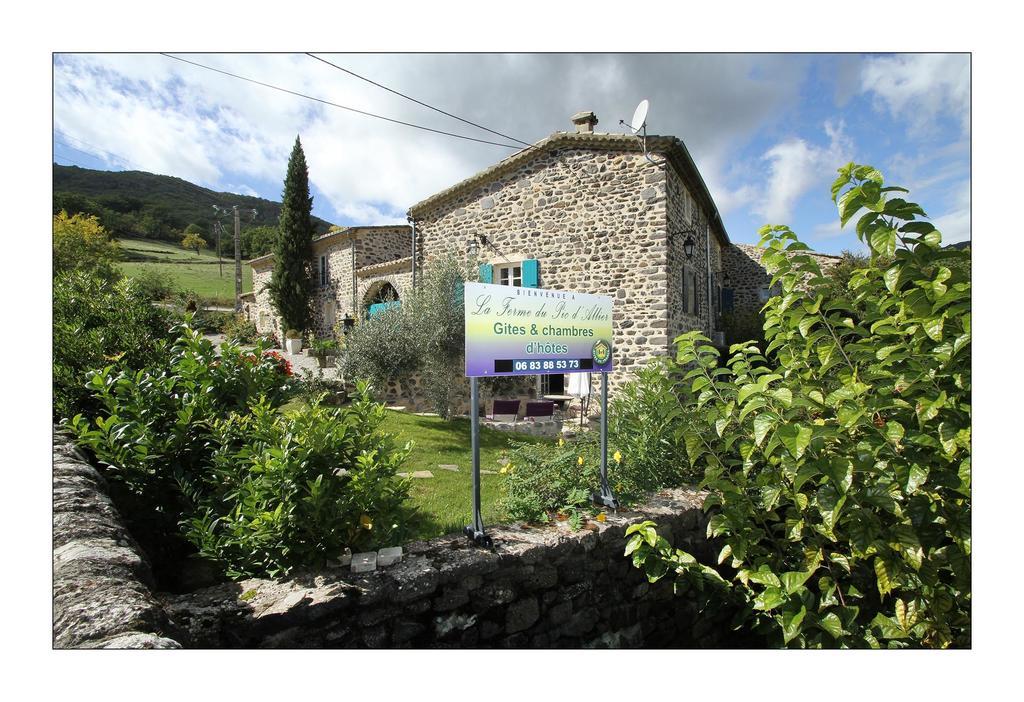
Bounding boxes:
52 430 183 649
162 487 736 649
53 431 738 648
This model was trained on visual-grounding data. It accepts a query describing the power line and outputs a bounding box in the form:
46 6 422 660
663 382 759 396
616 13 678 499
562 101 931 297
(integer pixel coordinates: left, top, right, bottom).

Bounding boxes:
305 53 532 148
53 151 91 169
54 129 139 170
53 138 136 171
161 53 524 149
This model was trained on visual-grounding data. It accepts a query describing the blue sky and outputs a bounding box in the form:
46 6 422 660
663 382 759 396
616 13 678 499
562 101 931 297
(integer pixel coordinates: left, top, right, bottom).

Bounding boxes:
52 53 970 254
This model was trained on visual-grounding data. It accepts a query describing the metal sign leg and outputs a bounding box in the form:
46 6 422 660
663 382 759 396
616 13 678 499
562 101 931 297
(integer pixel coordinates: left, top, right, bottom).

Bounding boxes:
464 377 492 547
593 372 619 511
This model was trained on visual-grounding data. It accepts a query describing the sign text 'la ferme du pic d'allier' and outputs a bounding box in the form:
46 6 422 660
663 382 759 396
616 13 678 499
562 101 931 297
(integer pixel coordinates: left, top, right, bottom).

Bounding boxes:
463 281 614 377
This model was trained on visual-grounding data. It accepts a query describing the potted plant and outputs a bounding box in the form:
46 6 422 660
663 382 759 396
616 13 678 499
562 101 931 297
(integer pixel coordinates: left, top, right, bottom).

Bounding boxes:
284 329 303 354
308 337 339 368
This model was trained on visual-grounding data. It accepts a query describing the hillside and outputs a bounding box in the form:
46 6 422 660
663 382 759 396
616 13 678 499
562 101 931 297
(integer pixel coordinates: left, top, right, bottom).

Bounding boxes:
53 164 335 257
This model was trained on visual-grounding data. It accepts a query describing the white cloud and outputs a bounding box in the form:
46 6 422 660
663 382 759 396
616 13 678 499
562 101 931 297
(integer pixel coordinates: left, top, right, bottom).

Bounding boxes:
753 120 853 224
931 179 971 244
53 53 814 226
860 54 970 135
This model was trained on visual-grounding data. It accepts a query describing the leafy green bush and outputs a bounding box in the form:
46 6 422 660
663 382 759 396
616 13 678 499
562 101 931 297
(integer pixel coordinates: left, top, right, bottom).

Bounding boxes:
67 324 410 581
295 367 348 405
222 313 260 344
501 434 603 522
185 393 411 578
129 267 178 301
406 257 469 418
53 271 174 421
53 210 121 281
625 164 971 648
609 359 698 489
340 304 422 401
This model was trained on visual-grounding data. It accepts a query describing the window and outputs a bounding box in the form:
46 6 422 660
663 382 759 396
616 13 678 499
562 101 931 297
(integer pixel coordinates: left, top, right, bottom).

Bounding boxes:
496 263 522 287
319 255 328 287
682 265 699 317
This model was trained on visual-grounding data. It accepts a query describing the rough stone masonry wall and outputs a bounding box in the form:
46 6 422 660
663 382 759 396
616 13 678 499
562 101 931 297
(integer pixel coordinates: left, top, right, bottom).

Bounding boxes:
52 430 182 649
162 488 738 649
310 236 356 339
724 243 841 319
665 166 723 346
356 226 413 269
414 146 671 397
250 261 277 337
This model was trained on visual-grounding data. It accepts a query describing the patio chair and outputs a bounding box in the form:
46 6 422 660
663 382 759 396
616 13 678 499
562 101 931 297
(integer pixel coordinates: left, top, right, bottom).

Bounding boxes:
524 401 556 422
488 399 521 423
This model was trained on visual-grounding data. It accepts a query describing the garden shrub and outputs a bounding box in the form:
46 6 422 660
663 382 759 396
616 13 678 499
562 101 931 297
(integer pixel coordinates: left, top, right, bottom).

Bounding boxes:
68 323 410 581
222 313 260 344
502 426 671 523
625 163 971 648
185 393 411 578
340 303 421 402
53 210 121 281
53 271 174 421
609 358 698 489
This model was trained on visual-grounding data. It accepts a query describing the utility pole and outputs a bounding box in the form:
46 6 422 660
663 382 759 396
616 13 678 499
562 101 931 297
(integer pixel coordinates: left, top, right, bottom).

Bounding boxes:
213 204 257 312
232 206 242 312
214 219 223 277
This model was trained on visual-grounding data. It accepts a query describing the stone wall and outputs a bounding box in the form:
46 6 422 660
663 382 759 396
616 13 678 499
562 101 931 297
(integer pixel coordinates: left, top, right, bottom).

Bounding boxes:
250 227 414 341
162 488 738 649
665 166 725 345
724 243 841 319
411 144 676 397
52 430 183 649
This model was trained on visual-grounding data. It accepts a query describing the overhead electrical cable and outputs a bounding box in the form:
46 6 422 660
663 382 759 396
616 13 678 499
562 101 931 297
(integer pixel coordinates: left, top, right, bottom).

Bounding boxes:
305 53 533 148
54 129 139 170
53 138 137 171
161 53 524 149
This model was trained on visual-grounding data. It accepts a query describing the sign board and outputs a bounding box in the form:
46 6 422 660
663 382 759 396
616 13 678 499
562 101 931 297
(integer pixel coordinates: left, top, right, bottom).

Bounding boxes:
464 282 613 377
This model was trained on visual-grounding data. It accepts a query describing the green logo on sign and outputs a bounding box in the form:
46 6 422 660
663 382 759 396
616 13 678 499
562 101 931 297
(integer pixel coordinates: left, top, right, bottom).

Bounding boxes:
592 339 611 366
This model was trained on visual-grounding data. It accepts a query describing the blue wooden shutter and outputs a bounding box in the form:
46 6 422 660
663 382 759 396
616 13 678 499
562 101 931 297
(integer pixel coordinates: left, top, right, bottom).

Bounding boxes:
479 263 493 283
522 259 539 288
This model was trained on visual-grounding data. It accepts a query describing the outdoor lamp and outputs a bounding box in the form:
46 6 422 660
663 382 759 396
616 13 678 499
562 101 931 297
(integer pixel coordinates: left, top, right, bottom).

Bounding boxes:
467 236 479 257
722 272 732 288
682 234 696 260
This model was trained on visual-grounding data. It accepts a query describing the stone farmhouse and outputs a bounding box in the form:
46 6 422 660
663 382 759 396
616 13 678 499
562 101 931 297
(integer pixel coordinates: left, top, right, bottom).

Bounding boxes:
244 111 838 399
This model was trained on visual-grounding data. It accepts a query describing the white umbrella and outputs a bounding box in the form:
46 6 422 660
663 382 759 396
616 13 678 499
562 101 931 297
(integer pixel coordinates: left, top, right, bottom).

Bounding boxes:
567 372 591 397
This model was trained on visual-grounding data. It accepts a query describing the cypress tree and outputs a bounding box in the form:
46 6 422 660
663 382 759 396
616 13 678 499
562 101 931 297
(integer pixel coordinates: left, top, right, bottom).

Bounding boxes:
269 136 315 333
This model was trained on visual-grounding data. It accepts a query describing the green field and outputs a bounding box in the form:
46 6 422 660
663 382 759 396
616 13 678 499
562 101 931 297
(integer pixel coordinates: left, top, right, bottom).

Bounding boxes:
116 237 253 305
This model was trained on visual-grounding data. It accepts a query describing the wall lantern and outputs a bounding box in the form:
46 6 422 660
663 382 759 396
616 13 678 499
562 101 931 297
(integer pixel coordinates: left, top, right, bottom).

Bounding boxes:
467 233 488 258
682 234 696 260
722 272 732 288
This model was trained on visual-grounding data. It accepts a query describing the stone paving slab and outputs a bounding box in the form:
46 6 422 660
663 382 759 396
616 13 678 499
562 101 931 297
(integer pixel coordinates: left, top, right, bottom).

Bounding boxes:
438 464 460 472
480 469 497 475
378 547 403 567
351 552 377 573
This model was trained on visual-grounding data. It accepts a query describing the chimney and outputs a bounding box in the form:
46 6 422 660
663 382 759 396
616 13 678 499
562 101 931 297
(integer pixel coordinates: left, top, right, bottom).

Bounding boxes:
570 111 599 134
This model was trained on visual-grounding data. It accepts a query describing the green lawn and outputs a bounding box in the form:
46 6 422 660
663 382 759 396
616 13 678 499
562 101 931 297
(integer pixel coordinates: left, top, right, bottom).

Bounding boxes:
382 410 555 541
116 237 253 305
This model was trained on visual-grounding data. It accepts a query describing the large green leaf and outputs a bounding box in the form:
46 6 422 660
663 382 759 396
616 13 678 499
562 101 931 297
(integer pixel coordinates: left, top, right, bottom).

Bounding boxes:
869 227 897 258
753 413 775 447
776 423 813 460
754 586 787 611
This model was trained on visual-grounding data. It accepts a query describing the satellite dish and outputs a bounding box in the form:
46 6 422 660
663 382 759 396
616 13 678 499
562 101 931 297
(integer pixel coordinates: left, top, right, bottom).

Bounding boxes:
630 99 650 134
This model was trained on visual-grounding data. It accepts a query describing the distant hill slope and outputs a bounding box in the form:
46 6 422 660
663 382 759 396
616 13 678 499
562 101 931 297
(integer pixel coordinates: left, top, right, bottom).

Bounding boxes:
53 164 335 255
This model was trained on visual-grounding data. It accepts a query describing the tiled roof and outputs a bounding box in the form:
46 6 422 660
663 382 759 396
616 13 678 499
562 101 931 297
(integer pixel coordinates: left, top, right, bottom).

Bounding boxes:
356 256 413 277
406 131 730 245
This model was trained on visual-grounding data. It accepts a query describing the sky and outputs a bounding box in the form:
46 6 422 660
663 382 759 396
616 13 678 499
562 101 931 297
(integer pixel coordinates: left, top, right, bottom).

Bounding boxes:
52 53 970 254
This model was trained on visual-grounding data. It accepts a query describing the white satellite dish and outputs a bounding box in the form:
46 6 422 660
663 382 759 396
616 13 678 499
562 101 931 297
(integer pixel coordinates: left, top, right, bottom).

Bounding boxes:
630 99 650 134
